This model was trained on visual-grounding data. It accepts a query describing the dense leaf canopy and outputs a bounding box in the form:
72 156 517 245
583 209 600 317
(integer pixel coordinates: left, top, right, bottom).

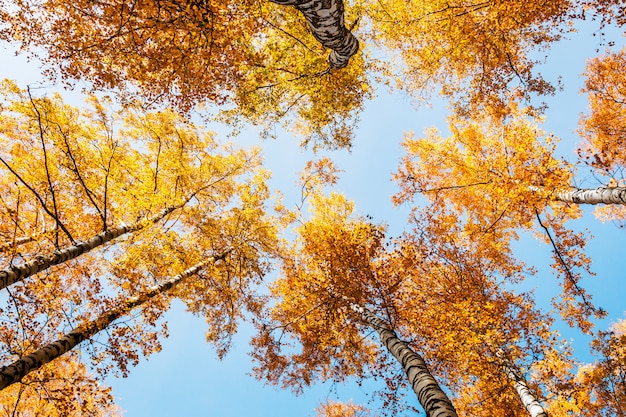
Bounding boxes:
0 0 624 415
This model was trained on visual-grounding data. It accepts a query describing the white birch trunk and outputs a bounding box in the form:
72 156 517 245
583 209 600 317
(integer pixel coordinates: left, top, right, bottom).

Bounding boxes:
552 186 626 205
0 204 183 291
497 351 548 417
0 254 226 390
529 185 626 205
270 0 359 68
350 303 458 417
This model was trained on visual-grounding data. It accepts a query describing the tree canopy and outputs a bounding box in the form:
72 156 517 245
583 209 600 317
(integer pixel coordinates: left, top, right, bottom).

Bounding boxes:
0 0 624 415
1 0 623 148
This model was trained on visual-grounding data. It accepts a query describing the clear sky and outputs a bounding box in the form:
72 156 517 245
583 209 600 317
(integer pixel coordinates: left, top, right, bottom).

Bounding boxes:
0 12 625 417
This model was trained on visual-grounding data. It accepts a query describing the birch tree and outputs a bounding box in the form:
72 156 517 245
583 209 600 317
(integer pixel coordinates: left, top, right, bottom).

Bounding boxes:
251 189 458 416
251 162 563 416
249 161 451 415
0 0 367 149
394 104 606 332
0 81 281 399
0 202 195 291
0 79 259 279
2 0 623 149
497 351 549 417
0 256 224 389
395 207 571 417
350 303 458 417
268 0 359 69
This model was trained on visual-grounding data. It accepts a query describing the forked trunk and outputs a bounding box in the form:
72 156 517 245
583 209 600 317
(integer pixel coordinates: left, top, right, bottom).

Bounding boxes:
350 303 458 417
270 0 359 69
0 254 225 390
0 202 186 291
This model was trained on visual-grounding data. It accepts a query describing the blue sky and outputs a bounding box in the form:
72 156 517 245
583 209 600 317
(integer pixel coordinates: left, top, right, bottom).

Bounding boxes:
0 12 625 417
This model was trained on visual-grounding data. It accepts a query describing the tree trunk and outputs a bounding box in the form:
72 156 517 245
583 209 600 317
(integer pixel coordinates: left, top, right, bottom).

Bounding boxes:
350 303 458 417
552 186 626 205
498 352 548 417
529 185 626 205
0 253 227 390
0 203 186 291
270 0 359 69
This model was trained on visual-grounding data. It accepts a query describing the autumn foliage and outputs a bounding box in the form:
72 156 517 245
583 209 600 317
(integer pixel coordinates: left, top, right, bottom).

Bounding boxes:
0 82 279 403
316 400 371 417
0 0 624 415
579 47 626 173
394 105 604 332
0 0 370 149
0 354 121 416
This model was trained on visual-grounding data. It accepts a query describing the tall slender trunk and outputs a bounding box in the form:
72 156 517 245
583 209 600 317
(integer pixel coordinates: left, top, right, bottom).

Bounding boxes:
270 0 359 69
0 202 187 291
0 252 227 390
349 303 458 417
552 186 626 205
497 351 548 417
508 372 549 417
529 185 626 205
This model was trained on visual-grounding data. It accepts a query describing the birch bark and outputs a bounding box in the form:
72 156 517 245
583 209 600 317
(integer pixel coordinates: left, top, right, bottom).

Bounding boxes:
0 202 187 291
349 303 458 417
270 0 359 68
551 186 626 205
528 185 626 205
0 253 226 390
498 352 548 417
